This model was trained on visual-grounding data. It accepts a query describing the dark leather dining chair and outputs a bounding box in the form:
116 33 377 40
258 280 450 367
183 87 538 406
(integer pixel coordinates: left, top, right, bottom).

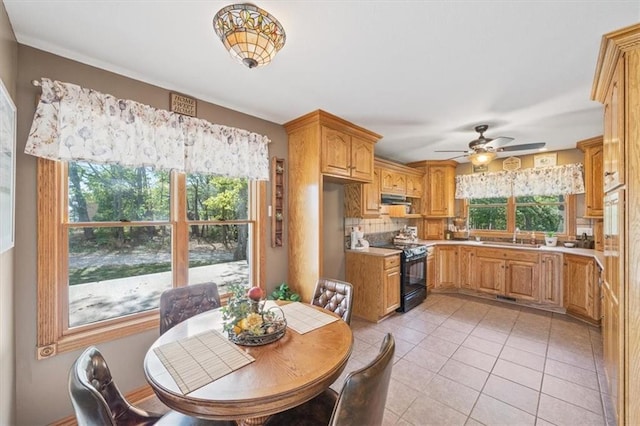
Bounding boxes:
264 333 395 426
159 283 221 335
68 346 234 426
311 278 354 325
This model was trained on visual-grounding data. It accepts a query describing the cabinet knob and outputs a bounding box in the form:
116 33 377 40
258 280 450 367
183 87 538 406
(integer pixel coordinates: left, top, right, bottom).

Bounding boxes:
604 172 614 177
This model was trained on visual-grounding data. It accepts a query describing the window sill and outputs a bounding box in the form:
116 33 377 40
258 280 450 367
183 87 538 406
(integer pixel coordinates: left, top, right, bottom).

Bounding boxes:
37 311 159 359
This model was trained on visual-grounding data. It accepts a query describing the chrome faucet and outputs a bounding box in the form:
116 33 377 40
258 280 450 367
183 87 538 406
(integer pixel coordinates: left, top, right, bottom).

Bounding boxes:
513 227 520 243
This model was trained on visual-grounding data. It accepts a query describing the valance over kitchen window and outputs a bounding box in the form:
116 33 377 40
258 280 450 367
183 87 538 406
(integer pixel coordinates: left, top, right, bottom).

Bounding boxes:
455 163 585 199
24 78 270 180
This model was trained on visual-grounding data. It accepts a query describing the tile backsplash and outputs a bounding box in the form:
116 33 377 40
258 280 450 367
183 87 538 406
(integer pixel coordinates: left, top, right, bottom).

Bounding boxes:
344 217 419 248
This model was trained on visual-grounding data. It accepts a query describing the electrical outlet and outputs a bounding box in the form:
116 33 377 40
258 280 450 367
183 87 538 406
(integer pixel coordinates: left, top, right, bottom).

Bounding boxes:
577 227 593 236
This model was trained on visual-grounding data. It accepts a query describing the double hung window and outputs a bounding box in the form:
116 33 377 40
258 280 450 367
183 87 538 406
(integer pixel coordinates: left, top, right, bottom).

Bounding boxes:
37 159 264 357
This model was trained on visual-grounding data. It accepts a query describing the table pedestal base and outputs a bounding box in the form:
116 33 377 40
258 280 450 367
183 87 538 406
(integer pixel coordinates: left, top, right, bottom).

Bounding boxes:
238 415 270 426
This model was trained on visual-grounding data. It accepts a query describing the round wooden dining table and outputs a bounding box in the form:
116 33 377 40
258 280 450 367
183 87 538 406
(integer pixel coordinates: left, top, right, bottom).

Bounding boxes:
144 303 353 426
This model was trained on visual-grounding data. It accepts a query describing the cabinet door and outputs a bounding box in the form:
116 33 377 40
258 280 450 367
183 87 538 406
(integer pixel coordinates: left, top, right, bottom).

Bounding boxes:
474 257 505 295
427 165 454 216
603 56 625 192
380 169 405 195
540 253 563 307
564 254 597 320
604 189 624 422
321 126 351 178
343 168 380 218
383 266 401 314
584 143 604 217
406 174 423 198
435 246 458 288
423 219 444 240
505 259 540 302
602 282 622 424
459 247 475 289
350 136 375 182
426 250 436 290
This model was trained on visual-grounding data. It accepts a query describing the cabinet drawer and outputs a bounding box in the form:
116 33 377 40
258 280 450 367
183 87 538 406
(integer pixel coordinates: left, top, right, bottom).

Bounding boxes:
475 248 505 259
384 255 400 269
504 249 539 263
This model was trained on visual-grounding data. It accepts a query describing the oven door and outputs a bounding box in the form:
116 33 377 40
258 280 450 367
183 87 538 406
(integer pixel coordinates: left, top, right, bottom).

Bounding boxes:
402 254 426 295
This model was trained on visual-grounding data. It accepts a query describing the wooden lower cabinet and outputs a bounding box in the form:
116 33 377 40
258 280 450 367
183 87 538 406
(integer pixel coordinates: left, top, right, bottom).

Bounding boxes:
459 247 475 290
540 253 563 307
346 251 401 322
475 256 505 295
426 247 436 290
602 282 621 421
473 248 540 301
505 258 540 302
563 254 600 324
435 246 458 289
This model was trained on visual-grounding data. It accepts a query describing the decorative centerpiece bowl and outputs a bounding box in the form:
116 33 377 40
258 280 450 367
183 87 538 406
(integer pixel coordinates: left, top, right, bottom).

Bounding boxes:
222 284 286 346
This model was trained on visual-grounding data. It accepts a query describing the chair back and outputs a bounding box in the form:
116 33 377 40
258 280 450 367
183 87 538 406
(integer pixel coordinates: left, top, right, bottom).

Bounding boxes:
68 346 160 426
329 333 395 426
159 283 221 335
312 278 353 324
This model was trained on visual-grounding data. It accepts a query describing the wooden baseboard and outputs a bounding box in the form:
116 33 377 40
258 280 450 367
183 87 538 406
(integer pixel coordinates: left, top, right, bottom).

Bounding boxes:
49 385 156 426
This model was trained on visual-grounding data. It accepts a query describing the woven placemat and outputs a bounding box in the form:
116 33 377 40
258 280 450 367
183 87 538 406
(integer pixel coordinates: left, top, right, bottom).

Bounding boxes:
280 302 339 334
154 330 254 394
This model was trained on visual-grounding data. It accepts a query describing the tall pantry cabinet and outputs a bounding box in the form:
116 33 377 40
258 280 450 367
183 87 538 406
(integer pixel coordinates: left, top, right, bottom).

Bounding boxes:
284 110 381 302
591 22 640 425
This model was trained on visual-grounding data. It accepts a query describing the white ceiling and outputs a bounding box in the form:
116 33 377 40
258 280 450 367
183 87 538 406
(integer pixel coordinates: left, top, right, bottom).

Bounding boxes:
4 1 640 163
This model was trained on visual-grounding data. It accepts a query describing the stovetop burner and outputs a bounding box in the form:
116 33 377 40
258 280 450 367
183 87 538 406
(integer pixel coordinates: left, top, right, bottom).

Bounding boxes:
373 243 427 260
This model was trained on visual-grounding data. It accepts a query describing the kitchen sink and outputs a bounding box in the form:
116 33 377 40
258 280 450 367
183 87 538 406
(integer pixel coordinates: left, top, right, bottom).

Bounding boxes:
479 241 541 248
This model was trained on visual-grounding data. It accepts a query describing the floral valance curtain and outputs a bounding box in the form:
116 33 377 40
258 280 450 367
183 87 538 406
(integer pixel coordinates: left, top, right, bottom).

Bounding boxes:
455 163 585 199
455 171 513 199
24 78 270 180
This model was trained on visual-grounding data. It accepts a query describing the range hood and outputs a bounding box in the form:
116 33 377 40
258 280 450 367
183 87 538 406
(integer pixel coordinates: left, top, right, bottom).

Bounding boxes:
381 194 411 205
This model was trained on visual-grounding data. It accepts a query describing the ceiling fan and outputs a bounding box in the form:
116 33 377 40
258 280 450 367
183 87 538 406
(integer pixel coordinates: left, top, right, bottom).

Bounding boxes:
437 124 546 166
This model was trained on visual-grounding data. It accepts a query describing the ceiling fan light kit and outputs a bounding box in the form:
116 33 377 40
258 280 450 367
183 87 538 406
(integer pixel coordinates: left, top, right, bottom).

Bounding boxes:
469 151 497 166
213 3 286 69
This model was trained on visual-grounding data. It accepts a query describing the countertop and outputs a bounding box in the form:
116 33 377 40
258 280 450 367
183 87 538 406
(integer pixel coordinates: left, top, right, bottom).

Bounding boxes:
346 239 604 269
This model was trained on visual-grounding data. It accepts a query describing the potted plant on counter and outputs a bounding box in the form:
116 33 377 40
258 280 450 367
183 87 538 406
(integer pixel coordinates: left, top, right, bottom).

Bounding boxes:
545 231 558 247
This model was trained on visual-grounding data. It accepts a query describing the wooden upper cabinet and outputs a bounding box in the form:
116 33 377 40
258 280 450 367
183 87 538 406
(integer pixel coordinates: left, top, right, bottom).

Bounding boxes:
577 136 604 217
380 169 404 194
427 164 456 217
350 136 375 181
406 174 423 198
376 158 424 198
344 168 380 218
407 160 457 217
321 127 375 182
603 56 625 192
321 126 351 177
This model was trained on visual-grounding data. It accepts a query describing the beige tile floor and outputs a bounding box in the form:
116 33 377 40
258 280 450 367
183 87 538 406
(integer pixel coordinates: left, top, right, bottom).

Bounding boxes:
141 293 615 426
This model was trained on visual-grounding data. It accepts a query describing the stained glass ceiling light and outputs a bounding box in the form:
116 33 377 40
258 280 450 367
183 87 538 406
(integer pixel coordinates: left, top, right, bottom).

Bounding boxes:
213 3 286 69
469 151 497 166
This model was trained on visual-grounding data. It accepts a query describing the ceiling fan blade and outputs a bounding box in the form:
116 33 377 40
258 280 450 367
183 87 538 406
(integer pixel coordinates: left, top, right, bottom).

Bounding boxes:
447 154 467 160
498 142 546 152
435 150 469 153
484 136 514 149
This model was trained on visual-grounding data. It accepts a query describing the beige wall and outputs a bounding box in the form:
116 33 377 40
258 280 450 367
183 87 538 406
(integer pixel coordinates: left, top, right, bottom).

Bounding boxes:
14 45 288 424
455 148 584 175
0 3 17 425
